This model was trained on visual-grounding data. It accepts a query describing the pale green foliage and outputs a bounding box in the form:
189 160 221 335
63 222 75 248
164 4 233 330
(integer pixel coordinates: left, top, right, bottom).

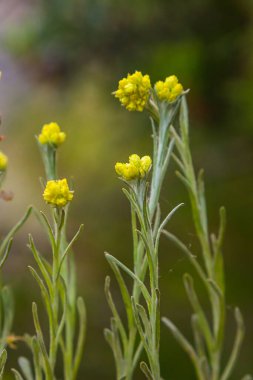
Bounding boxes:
0 203 32 376
105 91 183 380
162 96 250 380
13 134 86 380
106 83 251 380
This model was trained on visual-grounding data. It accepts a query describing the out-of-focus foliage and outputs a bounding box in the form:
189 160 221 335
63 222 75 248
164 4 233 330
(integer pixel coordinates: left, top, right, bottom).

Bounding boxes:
3 0 253 132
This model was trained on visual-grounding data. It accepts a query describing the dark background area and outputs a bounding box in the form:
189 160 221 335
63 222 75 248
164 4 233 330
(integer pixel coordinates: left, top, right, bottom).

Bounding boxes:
0 0 253 378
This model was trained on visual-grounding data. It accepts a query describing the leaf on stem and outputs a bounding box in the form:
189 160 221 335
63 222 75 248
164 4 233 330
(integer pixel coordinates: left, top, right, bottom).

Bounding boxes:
135 303 151 338
161 138 175 179
197 169 208 236
0 206 32 262
104 319 125 380
183 273 213 352
155 203 184 254
104 276 127 350
56 224 84 280
140 361 153 380
32 303 53 380
162 317 204 380
136 229 155 282
28 266 52 316
171 152 185 173
11 369 25 380
39 211 55 249
155 288 160 351
175 170 193 195
0 349 7 380
31 337 43 380
28 235 53 295
191 314 205 358
18 357 34 380
217 207 226 250
1 286 14 341
150 117 158 167
0 238 13 270
162 230 209 292
105 253 150 308
73 297 86 380
105 252 133 326
169 125 184 153
131 299 149 354
143 183 152 232
179 95 189 139
221 307 245 380
152 204 161 237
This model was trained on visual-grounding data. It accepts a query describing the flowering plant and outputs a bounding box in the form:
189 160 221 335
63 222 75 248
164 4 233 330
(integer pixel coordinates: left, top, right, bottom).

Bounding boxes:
105 71 251 380
12 122 86 380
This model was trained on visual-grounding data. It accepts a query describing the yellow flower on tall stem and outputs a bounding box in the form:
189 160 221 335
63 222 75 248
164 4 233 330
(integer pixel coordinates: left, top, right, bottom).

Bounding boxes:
43 178 73 207
113 71 151 112
155 75 183 102
115 154 152 181
38 122 66 147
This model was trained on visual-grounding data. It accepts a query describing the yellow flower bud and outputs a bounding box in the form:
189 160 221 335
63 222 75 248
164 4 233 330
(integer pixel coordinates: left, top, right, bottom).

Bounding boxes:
38 122 66 147
129 154 141 168
115 163 125 177
43 179 73 207
113 71 151 112
115 154 152 181
0 151 8 171
140 155 152 177
123 163 140 181
155 75 183 102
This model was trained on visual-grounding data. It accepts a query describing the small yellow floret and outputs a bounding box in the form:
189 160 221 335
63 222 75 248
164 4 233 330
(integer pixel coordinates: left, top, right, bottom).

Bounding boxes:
43 179 73 207
38 122 66 146
155 75 183 102
129 154 141 167
115 162 139 181
113 71 151 112
140 155 152 177
115 154 152 181
0 151 8 171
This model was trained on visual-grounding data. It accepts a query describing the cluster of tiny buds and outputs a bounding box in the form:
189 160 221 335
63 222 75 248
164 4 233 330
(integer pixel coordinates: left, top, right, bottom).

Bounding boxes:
113 70 184 112
115 154 152 181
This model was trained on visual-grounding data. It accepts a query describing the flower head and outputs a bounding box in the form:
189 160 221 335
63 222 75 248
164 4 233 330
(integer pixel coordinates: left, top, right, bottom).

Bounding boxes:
43 179 73 207
115 154 152 181
0 151 8 171
113 71 151 112
155 75 183 102
38 122 66 147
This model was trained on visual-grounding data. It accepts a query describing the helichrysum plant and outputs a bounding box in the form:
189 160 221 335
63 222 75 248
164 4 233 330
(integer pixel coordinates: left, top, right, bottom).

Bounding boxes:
13 122 86 380
162 96 251 380
0 148 32 378
105 71 184 380
0 76 32 376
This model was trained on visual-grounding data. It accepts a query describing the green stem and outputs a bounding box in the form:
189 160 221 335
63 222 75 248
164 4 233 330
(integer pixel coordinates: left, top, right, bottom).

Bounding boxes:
49 210 62 370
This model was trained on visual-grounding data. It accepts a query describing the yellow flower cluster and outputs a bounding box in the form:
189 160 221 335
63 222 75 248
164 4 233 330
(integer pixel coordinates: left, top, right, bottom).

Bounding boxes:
113 71 151 112
155 75 183 102
115 154 152 181
0 151 8 171
38 122 66 146
43 179 74 207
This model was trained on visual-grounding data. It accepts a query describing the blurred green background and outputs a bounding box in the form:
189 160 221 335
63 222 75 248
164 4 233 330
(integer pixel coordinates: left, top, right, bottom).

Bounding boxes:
0 0 253 378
